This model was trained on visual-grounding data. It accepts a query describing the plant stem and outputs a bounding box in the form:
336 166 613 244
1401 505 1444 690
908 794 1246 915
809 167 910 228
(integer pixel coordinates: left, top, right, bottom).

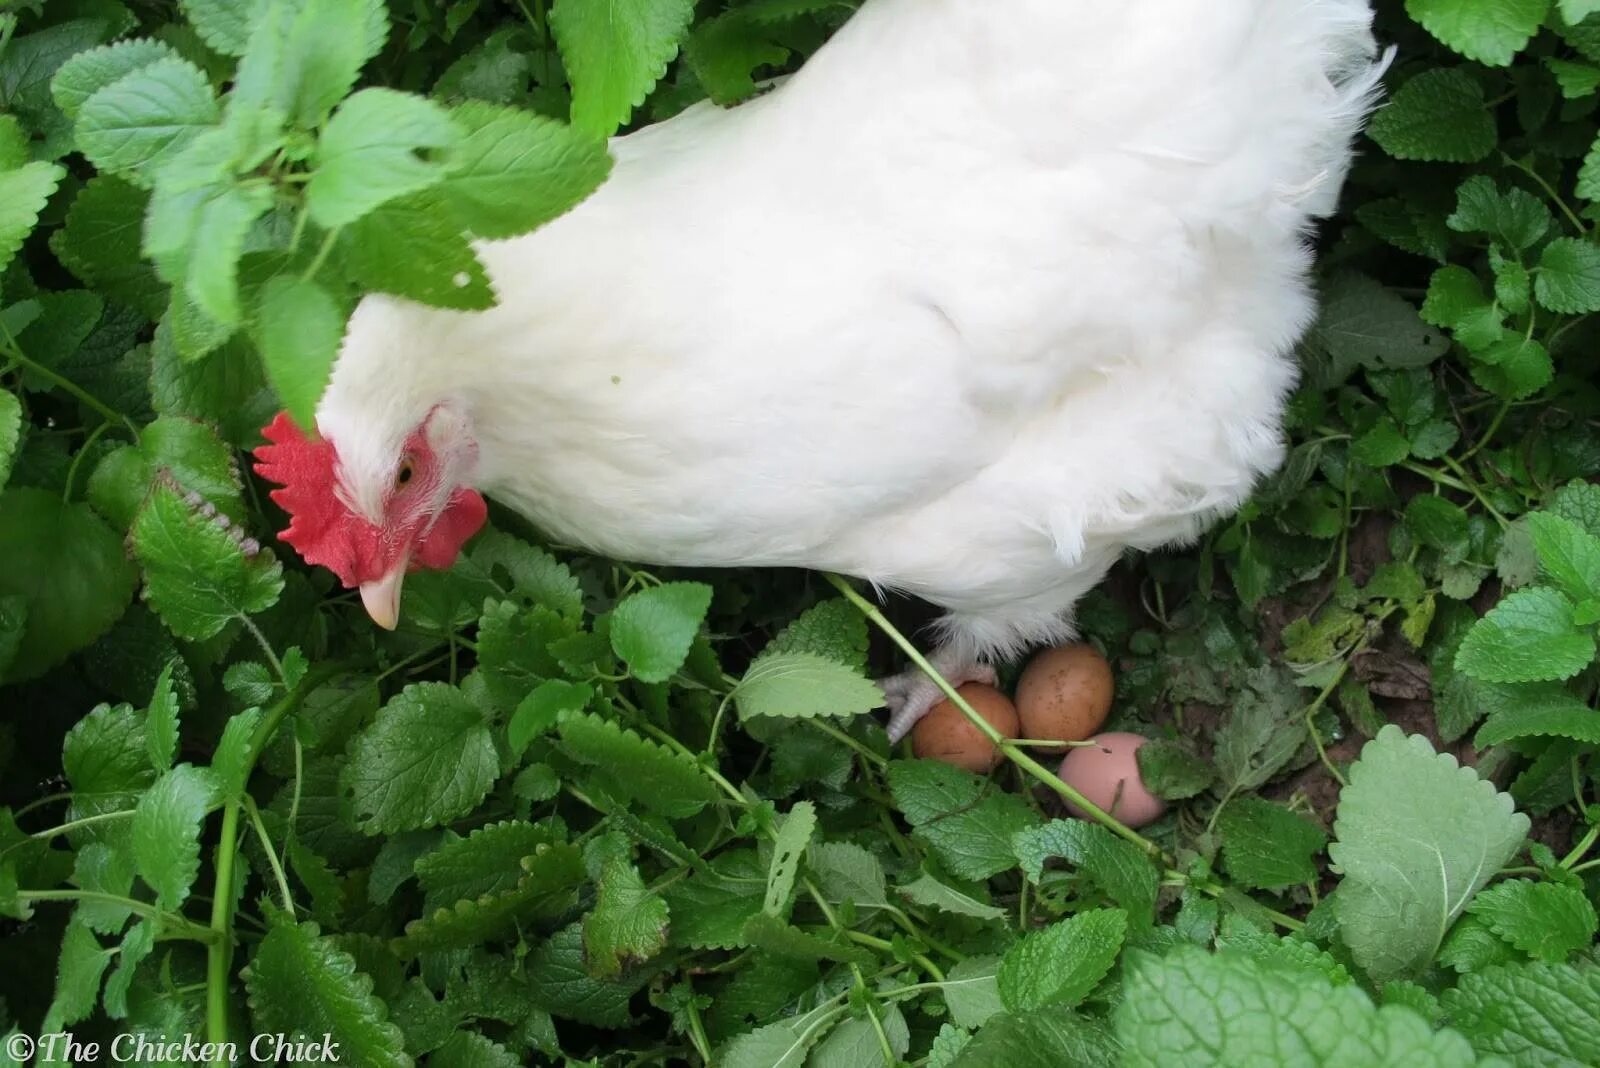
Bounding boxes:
1562 823 1600 869
244 797 295 915
28 808 136 841
15 889 217 942
1 336 139 440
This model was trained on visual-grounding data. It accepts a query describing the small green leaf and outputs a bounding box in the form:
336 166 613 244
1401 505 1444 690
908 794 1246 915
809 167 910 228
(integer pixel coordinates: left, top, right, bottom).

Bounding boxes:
1456 587 1597 683
397 844 584 953
763 801 816 917
1536 238 1600 313
0 390 21 495
1012 819 1160 930
998 908 1127 1013
898 872 1005 921
766 598 870 672
888 760 1042 881
509 679 591 758
231 0 389 128
145 660 180 771
1446 175 1552 249
415 820 558 910
549 0 695 136
254 276 345 430
735 651 885 721
44 921 116 1030
337 191 494 310
180 0 265 56
442 101 612 239
87 414 245 530
808 841 886 910
211 708 261 801
1352 417 1411 467
308 89 459 228
75 57 218 185
609 581 712 683
1217 797 1328 890
1468 878 1598 961
131 763 217 909
558 712 719 818
526 922 654 1027
342 683 498 833
1406 0 1549 66
0 164 65 271
50 39 179 120
583 854 670 977
1526 511 1600 603
1368 68 1497 163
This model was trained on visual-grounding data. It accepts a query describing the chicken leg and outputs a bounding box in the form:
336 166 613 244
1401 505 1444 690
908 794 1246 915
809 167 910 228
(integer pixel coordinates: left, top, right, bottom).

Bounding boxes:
880 652 997 743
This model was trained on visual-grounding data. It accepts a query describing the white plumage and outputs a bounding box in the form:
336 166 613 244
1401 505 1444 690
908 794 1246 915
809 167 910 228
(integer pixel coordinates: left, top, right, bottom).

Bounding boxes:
314 0 1388 737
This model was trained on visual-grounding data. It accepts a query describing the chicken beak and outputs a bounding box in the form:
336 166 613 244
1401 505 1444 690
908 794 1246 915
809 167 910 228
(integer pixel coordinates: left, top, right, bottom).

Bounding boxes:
359 565 406 631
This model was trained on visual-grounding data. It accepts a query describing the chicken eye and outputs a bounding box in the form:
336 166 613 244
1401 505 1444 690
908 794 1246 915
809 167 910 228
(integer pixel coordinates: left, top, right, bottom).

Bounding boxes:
395 460 415 489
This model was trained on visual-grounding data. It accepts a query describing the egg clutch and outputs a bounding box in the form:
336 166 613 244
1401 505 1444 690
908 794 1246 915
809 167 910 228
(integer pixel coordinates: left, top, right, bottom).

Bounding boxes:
909 644 1165 830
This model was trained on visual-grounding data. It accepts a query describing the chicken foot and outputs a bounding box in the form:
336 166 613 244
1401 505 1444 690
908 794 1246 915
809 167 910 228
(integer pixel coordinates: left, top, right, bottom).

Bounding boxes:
880 652 997 744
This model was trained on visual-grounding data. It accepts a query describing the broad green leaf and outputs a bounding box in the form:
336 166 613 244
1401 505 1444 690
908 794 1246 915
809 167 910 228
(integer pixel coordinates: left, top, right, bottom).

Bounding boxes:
1012 819 1160 930
766 598 870 672
150 329 277 444
808 841 886 909
716 1000 845 1068
0 488 137 683
50 39 179 120
429 1032 519 1068
1446 176 1552 249
735 651 885 721
0 157 64 275
1526 512 1600 603
51 175 164 315
898 872 1005 921
1442 960 1600 1065
1117 947 1482 1066
308 89 460 228
557 712 719 818
231 0 389 128
342 683 498 833
210 708 260 801
764 800 816 917
1406 0 1549 66
64 703 155 822
180 0 266 56
1548 57 1600 97
942 955 1005 1029
44 921 115 1031
610 581 713 683
130 477 285 641
888 759 1042 881
0 390 19 492
1471 334 1554 400
415 820 558 910
442 102 611 239
998 909 1127 1013
1455 587 1597 683
583 854 670 977
1329 726 1529 981
145 661 180 771
1135 739 1216 800
75 57 218 185
740 911 872 965
254 276 345 429
1475 687 1600 746
1536 238 1600 313
527 922 654 1026
1212 667 1307 792
470 530 583 618
1564 0 1600 21
549 0 695 136
103 919 155 1019
1213 916 1353 987
396 844 584 953
243 915 409 1068
1313 272 1444 377
73 843 136 935
662 850 765 950
1406 494 1472 556
337 191 494 310
87 414 245 530
1217 797 1328 890
131 763 217 909
947 1005 1119 1068
477 600 567 710
1467 878 1598 962
1351 416 1410 467
509 679 592 758
1368 68 1496 163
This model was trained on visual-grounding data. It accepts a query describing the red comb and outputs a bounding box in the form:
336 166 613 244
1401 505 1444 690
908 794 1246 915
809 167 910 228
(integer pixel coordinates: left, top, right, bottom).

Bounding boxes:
252 412 365 587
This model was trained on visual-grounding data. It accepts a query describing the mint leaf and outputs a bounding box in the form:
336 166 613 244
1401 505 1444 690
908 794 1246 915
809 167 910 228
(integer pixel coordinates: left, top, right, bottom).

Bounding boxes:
132 763 217 909
609 581 712 683
549 0 695 136
397 844 584 953
1474 687 1600 746
130 476 285 641
662 850 764 950
308 89 459 228
1443 960 1600 1065
254 276 345 430
888 759 1041 881
179 0 264 56
0 390 19 493
1526 512 1600 603
810 1007 909 1068
210 708 260 801
527 922 655 1026
442 102 611 239
716 1001 843 1068
808 841 886 910
416 820 557 909
50 39 179 120
145 660 179 771
470 530 583 619
1218 797 1327 890
998 908 1126 1013
1468 878 1598 961
1550 481 1600 538
0 153 59 276
583 854 670 977
1117 946 1482 1065
509 679 591 758
557 712 719 818
1536 238 1600 313
1368 68 1496 162
1329 726 1530 981
44 921 115 1030
232 0 389 128
87 414 244 530
1135 739 1216 800
1406 0 1548 66
955 1006 1119 1068
1011 819 1160 930
1455 587 1597 683
766 598 869 672
735 651 885 721
898 872 1005 921
336 191 494 310
763 800 815 917
342 682 498 833
75 57 218 185
1446 176 1552 249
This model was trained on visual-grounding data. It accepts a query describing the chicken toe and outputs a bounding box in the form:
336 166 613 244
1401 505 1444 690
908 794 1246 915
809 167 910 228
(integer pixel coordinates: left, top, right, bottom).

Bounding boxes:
880 656 998 744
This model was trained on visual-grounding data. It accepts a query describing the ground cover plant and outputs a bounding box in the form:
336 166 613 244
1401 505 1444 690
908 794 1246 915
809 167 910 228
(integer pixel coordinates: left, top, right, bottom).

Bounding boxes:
3 0 1600 1065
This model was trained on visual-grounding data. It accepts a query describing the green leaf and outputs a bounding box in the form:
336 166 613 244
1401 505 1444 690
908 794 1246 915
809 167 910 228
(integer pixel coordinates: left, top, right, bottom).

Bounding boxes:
766 598 870 672
740 911 873 965
415 820 556 909
998 909 1127 1013
1352 416 1411 467
75 57 218 185
211 708 260 801
1406 494 1472 556
1217 797 1328 890
763 800 816 917
1564 0 1600 21
583 854 670 977
549 0 695 136
429 1032 520 1068
810 1007 909 1068
1011 820 1160 930
509 679 592 758
243 915 409 1068
1475 686 1600 746
0 488 137 683
73 843 136 935
397 844 584 953
1551 482 1600 538
949 1006 1119 1068
442 102 611 239
1471 334 1553 400
940 955 1005 1029
1406 0 1549 66
1368 68 1497 163
716 1000 844 1068
609 581 712 683
898 872 1005 921
50 39 180 120
1536 238 1600 313
103 919 155 1019
1313 273 1444 377
1117 946 1482 1066
1527 512 1600 603
557 712 719 818
662 850 765 949
470 530 583 619
342 683 497 833
0 390 21 494
87 414 245 530
888 759 1042 881
1212 667 1307 792
1468 878 1598 962
1446 176 1552 249
1547 57 1600 97
735 651 885 721
232 0 389 128
337 191 494 310
1442 960 1600 1065
1134 738 1215 800
130 476 285 641
1456 587 1597 683
0 157 64 275
527 922 654 1026
1328 726 1530 981
44 921 115 1030
132 763 216 909
145 660 180 771
254 276 345 429
808 841 886 909
180 0 265 56
308 89 460 228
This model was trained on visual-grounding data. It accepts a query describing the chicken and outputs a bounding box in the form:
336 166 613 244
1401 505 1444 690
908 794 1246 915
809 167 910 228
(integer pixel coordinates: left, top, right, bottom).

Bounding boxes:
254 0 1388 741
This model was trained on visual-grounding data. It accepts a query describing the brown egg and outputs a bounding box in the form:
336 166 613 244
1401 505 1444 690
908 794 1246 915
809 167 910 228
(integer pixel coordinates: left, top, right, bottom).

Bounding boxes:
912 683 1020 773
1056 731 1165 828
1015 643 1114 743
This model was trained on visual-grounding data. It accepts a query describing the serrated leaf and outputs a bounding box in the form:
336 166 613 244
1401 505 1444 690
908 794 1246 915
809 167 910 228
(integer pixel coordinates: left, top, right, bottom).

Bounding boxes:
1212 667 1307 792
1369 68 1496 163
470 530 583 618
716 1000 844 1068
211 708 260 801
662 850 765 950
244 915 409 1068
767 598 870 672
736 651 885 721
145 660 179 771
1455 587 1597 683
998 908 1126 1013
442 101 611 239
888 759 1042 881
1527 511 1600 603
558 712 719 818
1407 0 1549 66
509 679 591 758
583 853 670 977
232 0 389 128
44 921 115 1031
528 922 654 1026
1447 175 1552 249
810 1006 909 1068
254 275 344 429
1442 960 1600 1065
1468 878 1598 961
610 581 712 683
130 476 284 640
898 872 1005 921
397 843 584 953
1329 726 1530 981
1314 273 1444 377
73 843 136 935
1536 238 1600 313
0 390 18 493
740 911 873 965
342 682 497 833
0 157 64 278
1012 819 1160 930
88 415 245 531
75 58 218 185
51 39 180 121
1217 797 1327 890
550 0 695 136
337 190 493 310
1476 688 1600 746
949 1005 1119 1067
180 0 266 56
808 841 886 909
1117 946 1482 1066
103 918 155 1019
308 89 459 228
131 763 216 909
763 800 816 917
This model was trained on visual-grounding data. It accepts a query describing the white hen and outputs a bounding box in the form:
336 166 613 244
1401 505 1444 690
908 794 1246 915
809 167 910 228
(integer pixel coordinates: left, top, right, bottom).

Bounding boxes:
273 0 1389 740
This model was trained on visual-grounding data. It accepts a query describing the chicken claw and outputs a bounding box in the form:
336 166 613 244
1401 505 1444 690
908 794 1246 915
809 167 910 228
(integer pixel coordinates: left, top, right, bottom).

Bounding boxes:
880 656 998 744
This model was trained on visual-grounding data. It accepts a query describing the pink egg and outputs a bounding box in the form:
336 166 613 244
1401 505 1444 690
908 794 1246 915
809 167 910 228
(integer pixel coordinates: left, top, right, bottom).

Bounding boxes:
1056 731 1165 828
